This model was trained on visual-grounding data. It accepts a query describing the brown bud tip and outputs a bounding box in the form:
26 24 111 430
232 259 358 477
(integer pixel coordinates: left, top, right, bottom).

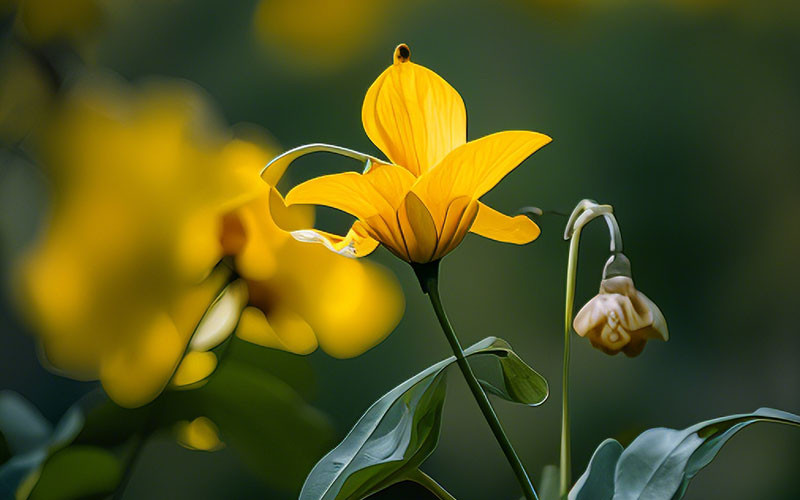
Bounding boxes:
394 44 410 63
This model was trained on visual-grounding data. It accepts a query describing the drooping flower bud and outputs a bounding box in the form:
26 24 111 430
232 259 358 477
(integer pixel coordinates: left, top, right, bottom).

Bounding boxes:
573 254 668 357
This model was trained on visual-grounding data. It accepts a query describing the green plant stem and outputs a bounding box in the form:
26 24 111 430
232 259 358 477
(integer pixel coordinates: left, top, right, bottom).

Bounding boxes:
408 469 458 500
415 261 538 500
112 431 148 500
560 229 582 497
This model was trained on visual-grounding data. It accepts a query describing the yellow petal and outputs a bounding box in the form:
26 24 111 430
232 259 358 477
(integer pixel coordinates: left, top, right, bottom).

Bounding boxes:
469 202 541 244
397 191 438 263
290 222 380 258
413 131 551 219
362 44 466 176
229 195 279 281
432 196 479 260
99 313 184 408
286 172 382 220
176 417 224 452
268 186 315 231
171 351 217 387
301 256 405 358
235 305 318 355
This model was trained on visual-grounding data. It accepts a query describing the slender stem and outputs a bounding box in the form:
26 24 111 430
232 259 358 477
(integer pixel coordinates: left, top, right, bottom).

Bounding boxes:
408 469 458 500
416 262 537 500
560 229 582 497
112 431 148 500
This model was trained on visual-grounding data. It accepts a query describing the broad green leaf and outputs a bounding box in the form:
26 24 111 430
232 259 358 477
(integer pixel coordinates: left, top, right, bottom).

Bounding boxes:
25 446 121 500
569 408 800 500
569 440 622 500
301 336 548 500
164 361 334 492
0 392 52 456
0 393 83 499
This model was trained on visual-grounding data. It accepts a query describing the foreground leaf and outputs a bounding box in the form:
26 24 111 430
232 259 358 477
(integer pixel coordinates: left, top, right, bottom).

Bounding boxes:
165 361 334 492
25 446 121 500
301 336 548 500
570 408 800 500
0 393 84 499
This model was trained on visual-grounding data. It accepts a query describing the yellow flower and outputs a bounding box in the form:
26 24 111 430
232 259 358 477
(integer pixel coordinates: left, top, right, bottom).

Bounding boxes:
18 75 403 407
252 0 389 73
264 44 551 264
572 275 668 357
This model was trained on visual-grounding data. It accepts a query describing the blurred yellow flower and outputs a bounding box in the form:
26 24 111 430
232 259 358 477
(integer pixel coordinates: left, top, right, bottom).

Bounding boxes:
218 136 405 359
573 276 668 357
252 0 389 73
2 0 102 46
19 75 403 407
267 44 550 264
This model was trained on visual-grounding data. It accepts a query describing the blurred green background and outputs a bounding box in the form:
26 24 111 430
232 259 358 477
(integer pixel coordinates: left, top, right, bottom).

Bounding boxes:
1 0 799 498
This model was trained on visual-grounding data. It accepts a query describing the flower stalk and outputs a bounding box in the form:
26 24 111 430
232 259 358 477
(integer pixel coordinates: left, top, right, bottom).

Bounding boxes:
414 260 538 500
560 200 615 496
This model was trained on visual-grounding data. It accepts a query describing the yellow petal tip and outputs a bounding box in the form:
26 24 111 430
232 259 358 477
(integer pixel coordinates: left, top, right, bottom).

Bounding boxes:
394 44 410 64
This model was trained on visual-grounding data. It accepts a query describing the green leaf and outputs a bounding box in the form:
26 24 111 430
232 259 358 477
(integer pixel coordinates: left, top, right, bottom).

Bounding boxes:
569 440 622 500
472 338 548 406
0 392 84 499
300 336 548 500
0 392 52 456
569 408 800 500
25 446 121 500
164 361 334 492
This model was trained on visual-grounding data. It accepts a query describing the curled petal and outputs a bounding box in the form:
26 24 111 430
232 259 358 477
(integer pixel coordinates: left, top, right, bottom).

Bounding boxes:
290 222 379 258
469 202 540 244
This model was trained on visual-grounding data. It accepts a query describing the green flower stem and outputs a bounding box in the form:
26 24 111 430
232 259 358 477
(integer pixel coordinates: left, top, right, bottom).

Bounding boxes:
408 469 458 500
112 430 149 500
560 227 582 497
414 260 538 500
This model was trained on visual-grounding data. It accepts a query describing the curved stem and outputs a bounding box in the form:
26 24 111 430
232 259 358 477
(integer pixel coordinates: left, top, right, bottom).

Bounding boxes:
408 469 458 500
560 229 582 497
112 431 148 500
415 261 538 500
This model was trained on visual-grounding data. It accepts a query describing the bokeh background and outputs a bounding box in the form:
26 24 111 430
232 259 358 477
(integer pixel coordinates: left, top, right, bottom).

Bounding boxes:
2 0 799 498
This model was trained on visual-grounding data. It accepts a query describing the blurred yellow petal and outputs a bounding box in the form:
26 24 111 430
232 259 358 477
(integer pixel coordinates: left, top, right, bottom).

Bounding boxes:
362 44 466 176
235 305 318 355
171 351 217 387
170 265 232 339
469 202 541 244
227 196 279 281
99 313 184 408
298 252 404 358
176 417 224 452
252 0 385 73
